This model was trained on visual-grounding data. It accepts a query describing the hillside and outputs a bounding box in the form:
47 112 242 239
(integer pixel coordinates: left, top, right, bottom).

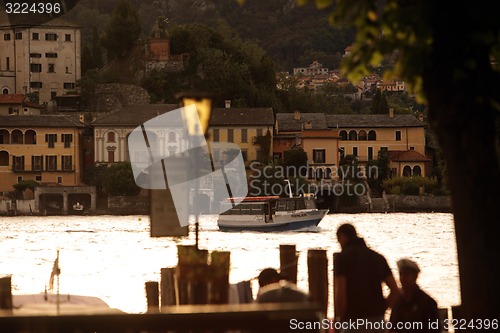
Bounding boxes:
65 0 354 71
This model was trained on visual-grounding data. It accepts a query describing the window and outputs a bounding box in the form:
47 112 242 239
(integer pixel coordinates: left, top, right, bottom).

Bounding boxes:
339 147 345 160
413 165 422 176
30 63 42 72
57 176 62 184
32 32 39 40
65 34 71 41
46 156 57 171
368 147 373 160
410 146 415 150
358 130 367 140
35 175 42 182
11 130 22 144
64 82 75 89
13 156 24 171
108 150 115 163
212 129 219 142
241 129 248 143
62 156 72 171
62 134 73 147
339 130 348 140
313 149 326 163
45 52 58 58
349 130 358 141
30 82 43 89
353 147 358 157
227 129 234 143
45 33 57 41
30 53 42 58
403 165 412 177
48 63 55 73
32 156 42 171
0 151 9 166
17 176 23 183
6 57 10 70
8 107 19 115
2 88 8 94
45 134 57 148
51 92 57 100
15 32 22 40
107 132 115 143
368 130 377 141
395 130 402 141
4 34 11 41
256 129 263 137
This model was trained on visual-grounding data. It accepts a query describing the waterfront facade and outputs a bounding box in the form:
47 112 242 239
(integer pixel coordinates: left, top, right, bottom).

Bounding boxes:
0 115 84 195
0 18 81 104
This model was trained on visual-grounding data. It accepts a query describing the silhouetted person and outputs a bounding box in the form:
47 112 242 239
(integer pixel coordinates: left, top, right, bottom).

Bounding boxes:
390 259 439 333
256 268 309 303
334 223 400 333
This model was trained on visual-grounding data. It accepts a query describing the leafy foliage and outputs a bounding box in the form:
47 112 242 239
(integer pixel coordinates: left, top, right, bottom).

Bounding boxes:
101 0 141 60
13 180 39 192
102 162 140 196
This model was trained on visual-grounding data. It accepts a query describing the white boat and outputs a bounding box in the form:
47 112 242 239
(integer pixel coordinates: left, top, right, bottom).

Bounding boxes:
72 202 84 211
217 194 329 231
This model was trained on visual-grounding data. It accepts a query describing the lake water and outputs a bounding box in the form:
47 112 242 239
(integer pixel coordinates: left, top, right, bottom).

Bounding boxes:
0 213 460 317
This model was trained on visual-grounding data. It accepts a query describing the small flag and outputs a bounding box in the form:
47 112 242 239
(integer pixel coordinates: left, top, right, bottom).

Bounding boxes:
48 250 60 291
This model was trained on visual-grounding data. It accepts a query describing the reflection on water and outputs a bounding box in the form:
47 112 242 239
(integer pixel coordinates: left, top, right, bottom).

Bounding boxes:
0 213 459 316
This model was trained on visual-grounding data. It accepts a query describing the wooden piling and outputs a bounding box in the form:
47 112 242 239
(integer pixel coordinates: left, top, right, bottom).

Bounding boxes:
177 245 209 305
145 281 159 313
307 249 328 316
280 244 298 284
210 251 230 304
160 268 177 306
333 252 340 317
0 276 13 310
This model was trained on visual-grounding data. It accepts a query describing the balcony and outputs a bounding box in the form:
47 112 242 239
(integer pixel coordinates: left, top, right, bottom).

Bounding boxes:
0 70 15 77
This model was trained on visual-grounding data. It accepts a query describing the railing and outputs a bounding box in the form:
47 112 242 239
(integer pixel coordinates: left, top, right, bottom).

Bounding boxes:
0 303 324 333
11 165 75 173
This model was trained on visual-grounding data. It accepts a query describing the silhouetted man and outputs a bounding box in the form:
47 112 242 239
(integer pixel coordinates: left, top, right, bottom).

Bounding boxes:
390 259 439 333
256 268 309 303
334 223 400 332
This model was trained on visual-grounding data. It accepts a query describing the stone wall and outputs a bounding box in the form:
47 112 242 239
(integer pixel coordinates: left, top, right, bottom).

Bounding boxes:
107 195 150 215
386 194 451 212
94 84 150 112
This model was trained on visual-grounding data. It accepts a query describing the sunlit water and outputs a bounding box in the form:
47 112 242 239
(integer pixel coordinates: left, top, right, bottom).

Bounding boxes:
0 213 460 317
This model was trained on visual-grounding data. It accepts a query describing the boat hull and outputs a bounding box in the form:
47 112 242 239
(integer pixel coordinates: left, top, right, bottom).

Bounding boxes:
217 209 328 232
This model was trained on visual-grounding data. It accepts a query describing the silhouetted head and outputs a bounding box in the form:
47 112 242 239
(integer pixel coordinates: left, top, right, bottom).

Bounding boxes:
336 223 358 249
258 268 281 288
397 258 420 293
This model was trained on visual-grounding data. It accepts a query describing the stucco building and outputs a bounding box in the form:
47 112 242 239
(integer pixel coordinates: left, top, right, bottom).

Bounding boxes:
0 17 81 104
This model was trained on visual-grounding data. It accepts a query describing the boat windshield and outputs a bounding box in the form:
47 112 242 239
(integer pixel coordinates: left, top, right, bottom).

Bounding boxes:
220 202 267 215
275 197 315 211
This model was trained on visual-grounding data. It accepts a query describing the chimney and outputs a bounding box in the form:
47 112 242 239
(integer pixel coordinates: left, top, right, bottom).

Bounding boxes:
418 112 424 122
225 100 231 109
389 108 394 118
294 111 301 120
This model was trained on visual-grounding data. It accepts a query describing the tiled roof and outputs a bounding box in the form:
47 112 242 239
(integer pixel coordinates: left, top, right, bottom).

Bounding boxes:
210 108 274 126
276 113 328 132
0 94 25 104
0 115 84 128
326 114 424 128
92 104 179 126
388 150 431 162
0 14 79 28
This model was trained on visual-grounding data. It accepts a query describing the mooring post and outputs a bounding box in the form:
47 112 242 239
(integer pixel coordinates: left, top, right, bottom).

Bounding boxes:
160 267 177 307
0 276 13 311
177 245 209 304
145 281 160 313
210 251 230 304
307 249 328 316
280 244 298 284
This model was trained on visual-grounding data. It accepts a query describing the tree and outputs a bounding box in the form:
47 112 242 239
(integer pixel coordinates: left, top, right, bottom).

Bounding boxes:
370 89 389 114
101 0 141 60
284 148 308 178
102 162 140 196
91 26 103 69
295 0 500 321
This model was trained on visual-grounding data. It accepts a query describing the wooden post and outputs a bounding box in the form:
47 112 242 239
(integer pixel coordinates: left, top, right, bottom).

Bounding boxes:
333 252 340 317
160 267 177 307
145 281 159 313
307 249 328 316
279 244 298 284
210 251 230 304
0 276 13 310
177 245 209 305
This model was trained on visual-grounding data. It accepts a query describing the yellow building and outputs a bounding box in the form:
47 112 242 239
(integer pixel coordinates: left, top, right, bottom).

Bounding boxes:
207 107 274 167
0 17 81 104
0 115 84 196
326 112 429 176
